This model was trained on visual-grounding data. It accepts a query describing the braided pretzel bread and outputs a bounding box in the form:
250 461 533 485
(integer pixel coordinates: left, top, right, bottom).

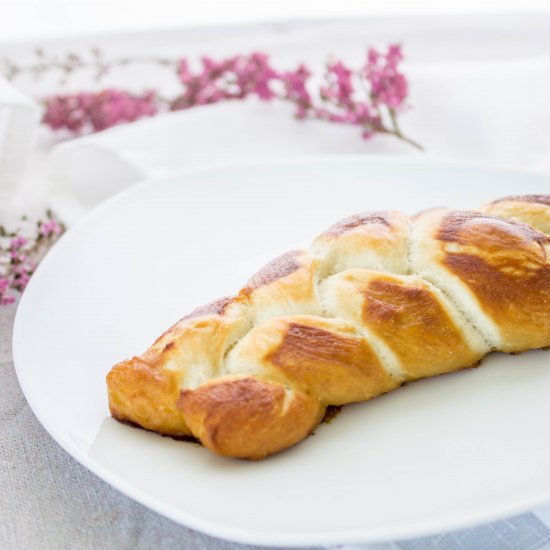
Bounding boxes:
107 195 550 459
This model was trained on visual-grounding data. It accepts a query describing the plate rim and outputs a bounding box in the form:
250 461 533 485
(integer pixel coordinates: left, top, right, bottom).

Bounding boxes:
12 155 550 546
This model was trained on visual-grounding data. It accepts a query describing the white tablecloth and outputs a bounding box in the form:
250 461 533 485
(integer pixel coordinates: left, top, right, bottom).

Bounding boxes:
2 13 550 550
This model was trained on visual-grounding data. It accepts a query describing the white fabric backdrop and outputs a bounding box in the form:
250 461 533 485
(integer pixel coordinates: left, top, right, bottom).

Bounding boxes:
2 1 550 41
2 13 550 220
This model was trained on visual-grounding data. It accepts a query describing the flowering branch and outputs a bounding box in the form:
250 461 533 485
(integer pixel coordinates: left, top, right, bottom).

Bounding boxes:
0 45 419 305
0 212 64 305
4 45 420 148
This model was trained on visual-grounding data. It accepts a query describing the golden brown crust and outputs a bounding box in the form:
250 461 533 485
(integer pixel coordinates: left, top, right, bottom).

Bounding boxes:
437 210 547 246
181 296 237 321
269 321 393 401
362 274 485 378
107 357 190 437
107 195 550 459
321 211 391 237
177 377 323 459
490 195 550 207
480 196 550 235
225 315 399 406
312 210 410 275
107 298 251 437
437 211 550 350
321 269 487 378
244 250 302 291
242 251 323 323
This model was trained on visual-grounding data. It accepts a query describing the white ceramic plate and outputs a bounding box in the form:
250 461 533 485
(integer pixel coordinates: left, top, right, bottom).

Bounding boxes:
13 157 550 547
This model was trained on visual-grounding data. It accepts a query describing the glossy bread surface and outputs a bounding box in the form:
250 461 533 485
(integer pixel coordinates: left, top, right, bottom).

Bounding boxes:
107 195 550 459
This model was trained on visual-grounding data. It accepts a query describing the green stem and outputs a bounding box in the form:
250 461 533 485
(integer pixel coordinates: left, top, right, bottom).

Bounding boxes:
387 128 424 150
386 107 423 150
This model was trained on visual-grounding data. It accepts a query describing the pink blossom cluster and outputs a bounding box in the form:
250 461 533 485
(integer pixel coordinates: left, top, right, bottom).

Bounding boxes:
366 45 408 109
313 61 383 139
0 216 63 306
40 45 418 147
43 90 158 133
172 52 278 109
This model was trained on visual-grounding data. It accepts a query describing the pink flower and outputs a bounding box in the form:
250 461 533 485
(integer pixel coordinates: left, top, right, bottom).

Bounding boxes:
9 236 27 250
173 53 278 110
386 44 403 67
10 251 26 262
247 52 279 100
365 43 408 110
177 59 192 84
281 64 312 116
367 48 379 65
355 103 381 128
321 61 354 108
10 259 35 292
40 219 62 237
0 277 15 305
1 213 64 306
43 89 159 134
0 277 9 293
0 295 15 305
12 274 30 291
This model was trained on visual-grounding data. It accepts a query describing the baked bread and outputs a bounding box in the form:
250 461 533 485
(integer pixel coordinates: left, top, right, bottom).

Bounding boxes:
107 195 550 459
